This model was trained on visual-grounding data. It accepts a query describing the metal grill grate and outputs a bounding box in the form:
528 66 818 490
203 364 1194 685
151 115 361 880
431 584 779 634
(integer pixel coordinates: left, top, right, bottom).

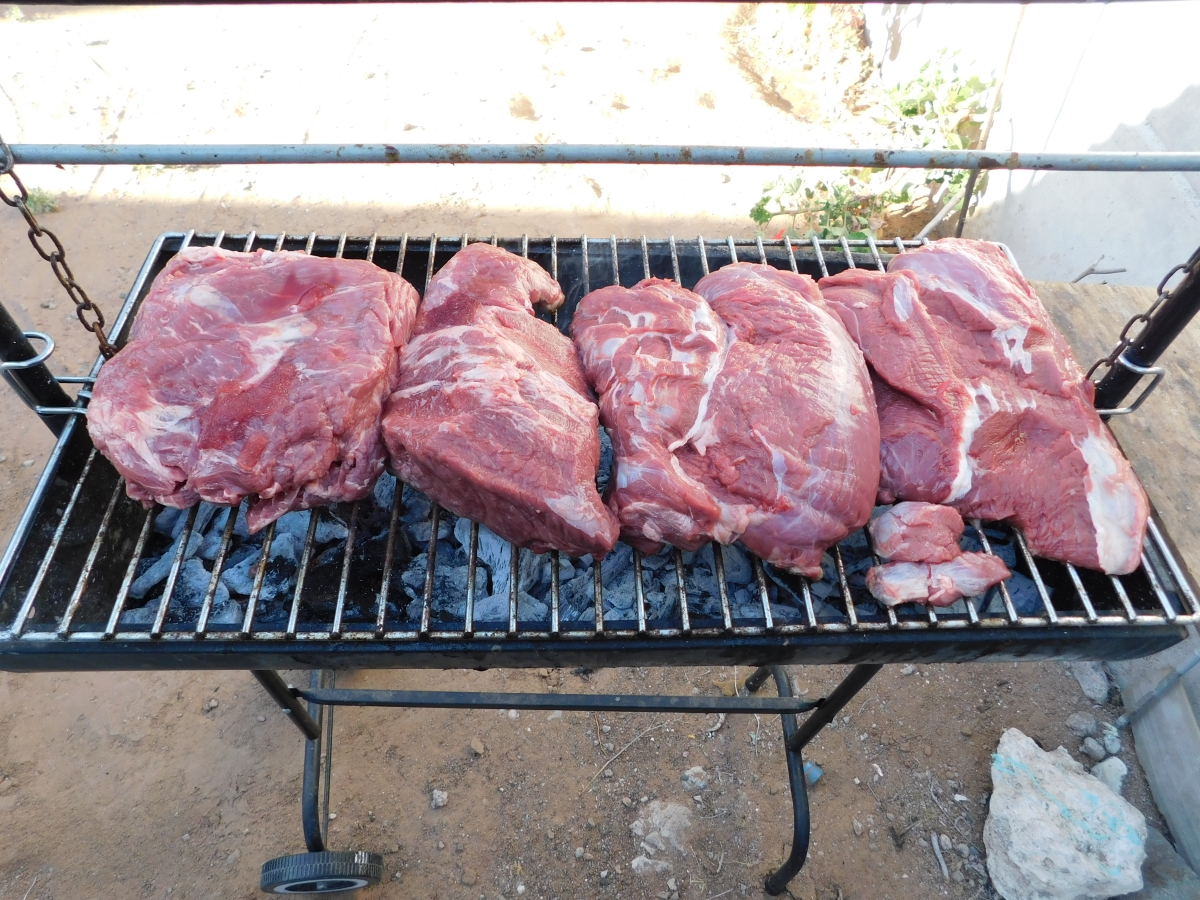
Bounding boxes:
0 232 1194 671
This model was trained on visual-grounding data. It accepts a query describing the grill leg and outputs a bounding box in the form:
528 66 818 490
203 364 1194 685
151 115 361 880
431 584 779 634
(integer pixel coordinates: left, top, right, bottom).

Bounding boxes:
251 669 320 740
746 665 811 896
301 670 335 853
787 664 883 753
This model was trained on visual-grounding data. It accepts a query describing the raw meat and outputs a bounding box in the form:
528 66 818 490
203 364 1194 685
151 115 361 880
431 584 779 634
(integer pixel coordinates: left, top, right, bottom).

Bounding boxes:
88 246 418 533
820 239 1149 575
572 264 879 577
866 553 1010 608
870 501 965 563
382 243 619 558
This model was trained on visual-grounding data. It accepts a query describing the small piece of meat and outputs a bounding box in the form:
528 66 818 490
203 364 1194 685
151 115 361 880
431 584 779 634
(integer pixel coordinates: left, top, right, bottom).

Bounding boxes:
572 264 879 577
821 238 1149 575
866 552 1010 608
88 246 419 532
382 243 619 558
869 502 965 563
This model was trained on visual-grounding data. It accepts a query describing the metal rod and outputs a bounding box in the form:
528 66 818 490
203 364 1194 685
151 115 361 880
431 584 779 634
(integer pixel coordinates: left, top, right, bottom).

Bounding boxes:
377 485 403 637
301 669 331 853
955 167 981 238
57 479 123 636
786 664 884 752
105 506 155 637
197 505 240 636
151 505 200 637
0 302 74 435
297 687 820 714
12 144 1200 171
331 502 360 637
1094 246 1200 411
240 520 276 636
252 669 321 741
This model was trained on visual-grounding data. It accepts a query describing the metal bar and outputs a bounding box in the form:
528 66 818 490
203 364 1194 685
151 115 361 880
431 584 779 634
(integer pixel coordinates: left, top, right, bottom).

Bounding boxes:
592 557 603 635
838 236 855 268
785 237 799 274
1110 576 1139 622
581 235 590 294
756 235 768 265
640 235 651 280
105 506 154 637
1094 246 1200 412
375 487 402 636
713 544 733 631
754 557 774 630
240 520 276 637
633 549 647 633
464 521 479 637
151 505 200 637
673 548 690 634
301 670 331 853
669 235 681 283
508 543 519 635
811 236 829 279
57 479 123 636
863 520 902 628
698 236 710 276
955 168 980 238
786 664 884 752
331 502 360 637
297 687 819 714
196 505 239 636
1013 531 1059 623
14 144 1200 172
253 669 321 741
550 549 560 636
727 235 738 264
866 234 886 271
420 505 439 637
288 510 319 639
1141 552 1177 622
0 302 74 435
1065 564 1100 623
831 545 857 628
972 521 1018 623
610 234 620 284
1148 518 1200 615
800 578 817 628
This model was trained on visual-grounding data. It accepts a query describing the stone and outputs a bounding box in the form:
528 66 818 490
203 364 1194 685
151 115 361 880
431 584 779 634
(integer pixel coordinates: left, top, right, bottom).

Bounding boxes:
901 664 917 676
207 698 219 710
1101 723 1122 757
1091 757 1129 795
1067 661 1111 704
1119 827 1200 900
461 869 477 886
1067 711 1101 739
1082 736 1108 761
470 738 486 756
575 847 585 859
630 856 671 876
956 843 970 858
853 819 864 836
680 766 708 792
667 878 678 891
430 789 449 810
629 802 692 855
984 728 1146 900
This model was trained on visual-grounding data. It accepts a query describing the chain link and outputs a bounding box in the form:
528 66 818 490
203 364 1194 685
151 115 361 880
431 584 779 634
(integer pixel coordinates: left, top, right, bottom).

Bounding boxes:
1087 251 1200 381
0 132 116 359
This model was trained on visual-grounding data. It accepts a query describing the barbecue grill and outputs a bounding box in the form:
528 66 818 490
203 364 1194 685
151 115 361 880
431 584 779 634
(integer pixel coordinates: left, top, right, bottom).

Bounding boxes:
3 145 1200 896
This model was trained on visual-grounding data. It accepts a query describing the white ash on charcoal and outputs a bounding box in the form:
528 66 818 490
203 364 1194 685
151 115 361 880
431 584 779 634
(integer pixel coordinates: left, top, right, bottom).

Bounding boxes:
121 557 242 626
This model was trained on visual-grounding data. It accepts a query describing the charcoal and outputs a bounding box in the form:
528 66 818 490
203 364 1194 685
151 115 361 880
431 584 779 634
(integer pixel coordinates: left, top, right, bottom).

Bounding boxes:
732 587 754 616
274 510 349 545
770 601 804 622
604 572 636 611
402 554 487 617
436 540 467 569
596 426 614 495
539 555 576 586
559 572 598 622
199 508 232 560
373 473 397 512
208 598 244 626
518 591 549 621
400 484 432 525
233 504 251 538
410 518 452 544
645 590 672 619
130 529 203 599
682 543 715 571
642 548 673 573
984 572 1046 617
961 532 1018 567
153 506 182 536
470 588 546 623
720 545 753 585
601 543 634 585
222 551 259 597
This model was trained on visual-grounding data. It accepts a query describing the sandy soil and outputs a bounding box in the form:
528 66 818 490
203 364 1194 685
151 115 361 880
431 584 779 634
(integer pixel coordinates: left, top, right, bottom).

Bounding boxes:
0 6 1182 900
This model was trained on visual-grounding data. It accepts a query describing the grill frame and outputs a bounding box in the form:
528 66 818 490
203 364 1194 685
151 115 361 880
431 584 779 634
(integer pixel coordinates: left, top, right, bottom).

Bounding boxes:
0 231 1195 672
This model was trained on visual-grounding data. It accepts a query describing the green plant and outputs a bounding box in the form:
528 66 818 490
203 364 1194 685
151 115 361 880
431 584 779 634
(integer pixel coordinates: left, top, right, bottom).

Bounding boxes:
751 50 995 239
23 187 59 215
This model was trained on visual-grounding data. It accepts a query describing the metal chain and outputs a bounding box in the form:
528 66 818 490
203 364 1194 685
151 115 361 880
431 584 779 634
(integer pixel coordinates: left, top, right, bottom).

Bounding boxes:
0 133 116 359
1087 248 1200 381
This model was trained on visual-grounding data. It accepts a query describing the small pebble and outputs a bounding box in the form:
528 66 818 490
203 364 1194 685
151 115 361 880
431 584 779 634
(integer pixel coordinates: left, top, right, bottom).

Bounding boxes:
900 664 916 676
181 833 190 842
507 710 520 720
960 726 973 737
575 847 585 859
852 819 864 836
1101 723 1122 756
460 869 477 886
1066 711 1100 739
939 833 952 851
208 699 219 710
21 459 34 468
437 841 445 850
430 789 449 809
470 737 486 756
956 843 970 858
668 878 678 891
621 797 633 808
257 715 265 722
952 869 965 884
602 769 613 779
1082 736 1107 761
604 742 615 752
516 884 525 895
600 870 609 881
601 724 611 733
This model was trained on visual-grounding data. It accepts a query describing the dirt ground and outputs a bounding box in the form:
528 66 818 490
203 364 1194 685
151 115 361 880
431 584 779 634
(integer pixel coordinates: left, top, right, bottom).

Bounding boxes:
0 5 1184 900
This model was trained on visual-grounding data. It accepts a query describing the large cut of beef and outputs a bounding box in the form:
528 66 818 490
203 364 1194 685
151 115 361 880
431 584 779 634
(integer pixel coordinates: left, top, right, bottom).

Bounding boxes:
820 238 1149 574
572 264 879 577
382 243 619 558
867 553 1010 608
88 246 419 533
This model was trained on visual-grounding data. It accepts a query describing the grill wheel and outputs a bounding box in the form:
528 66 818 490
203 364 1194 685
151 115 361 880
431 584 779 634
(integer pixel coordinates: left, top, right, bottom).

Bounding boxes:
260 850 384 895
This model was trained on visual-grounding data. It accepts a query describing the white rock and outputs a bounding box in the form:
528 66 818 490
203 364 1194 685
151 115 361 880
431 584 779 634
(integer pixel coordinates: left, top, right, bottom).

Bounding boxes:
1066 662 1110 704
1066 711 1100 739
1090 757 1128 796
984 728 1146 900
630 855 672 876
630 802 692 856
1082 736 1107 761
680 766 708 792
430 789 448 810
1100 723 1122 757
